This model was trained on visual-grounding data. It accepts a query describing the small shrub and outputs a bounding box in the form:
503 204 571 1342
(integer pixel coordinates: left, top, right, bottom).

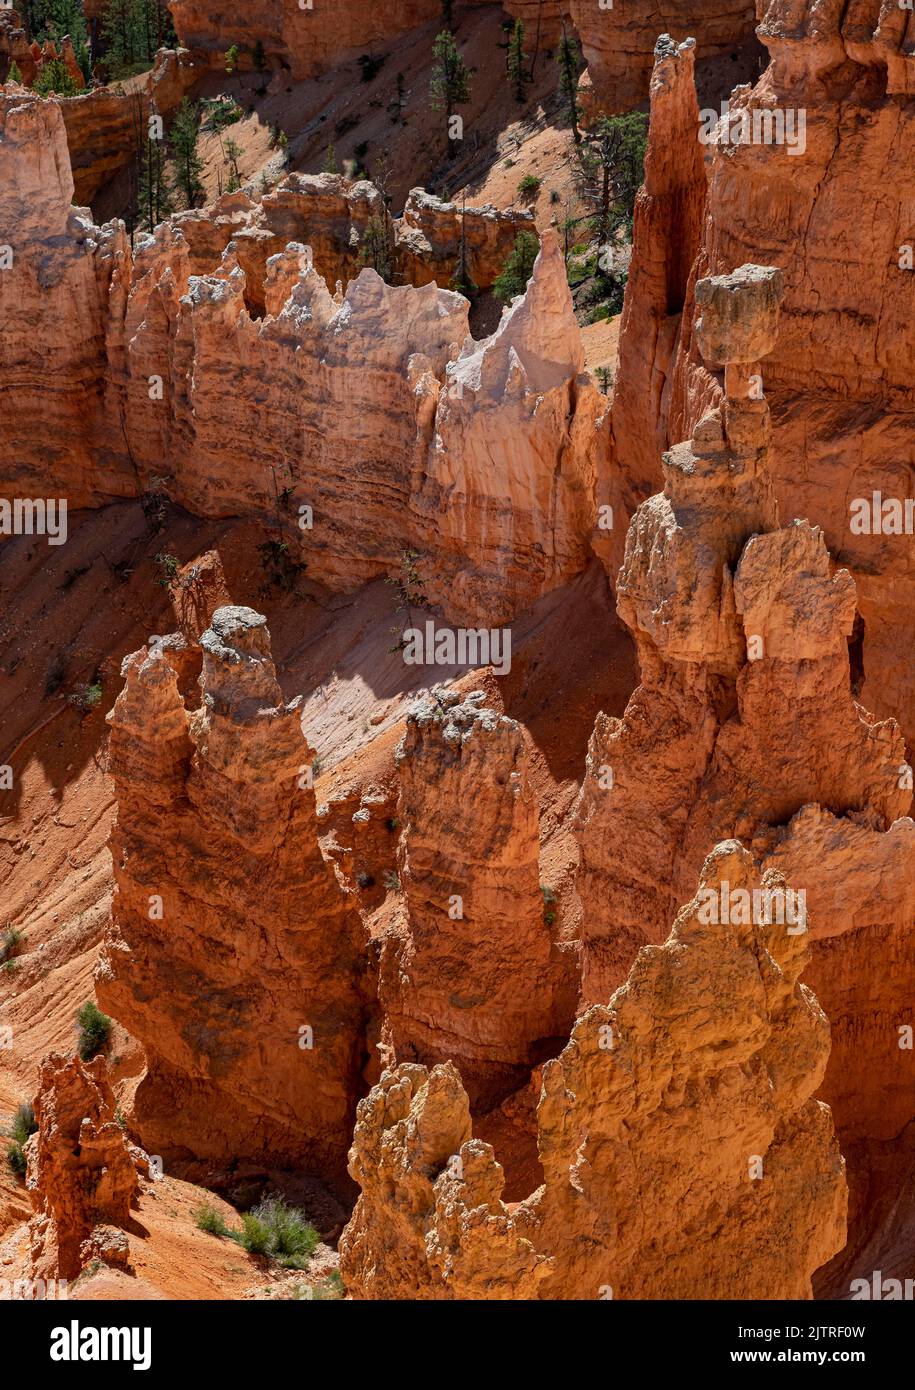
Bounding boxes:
195 1204 231 1237
6 1102 37 1178
155 552 180 588
69 682 103 713
383 870 402 892
355 872 375 890
252 1197 319 1267
241 1210 272 1253
7 1142 27 1177
0 926 23 965
258 538 306 592
10 1102 36 1147
200 96 243 133
518 173 541 197
76 1000 112 1060
358 53 385 83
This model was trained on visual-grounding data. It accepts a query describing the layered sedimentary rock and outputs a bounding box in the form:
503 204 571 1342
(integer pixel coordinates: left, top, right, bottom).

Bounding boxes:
412 231 604 622
169 0 443 79
379 689 571 1109
610 35 707 513
0 99 605 626
0 91 133 506
578 263 914 1273
342 843 847 1299
25 1054 145 1281
395 188 535 291
654 0 915 748
568 0 757 117
96 607 369 1189
171 178 534 305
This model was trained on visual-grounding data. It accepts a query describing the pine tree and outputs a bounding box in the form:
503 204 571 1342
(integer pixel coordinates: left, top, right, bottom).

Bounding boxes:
138 134 174 230
7 61 24 84
555 25 582 145
322 141 337 174
224 136 242 191
33 56 79 96
429 29 471 160
450 196 477 299
170 98 204 208
578 112 648 240
506 19 528 103
359 215 394 283
493 229 539 304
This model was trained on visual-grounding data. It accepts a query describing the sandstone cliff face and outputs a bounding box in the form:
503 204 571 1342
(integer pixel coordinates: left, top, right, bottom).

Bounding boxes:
0 102 606 628
96 607 369 1190
610 36 707 511
378 689 571 1110
25 1053 146 1281
657 0 915 750
341 842 847 1299
578 262 914 1274
168 0 442 80
0 92 134 507
395 188 535 292
568 0 757 117
411 231 603 622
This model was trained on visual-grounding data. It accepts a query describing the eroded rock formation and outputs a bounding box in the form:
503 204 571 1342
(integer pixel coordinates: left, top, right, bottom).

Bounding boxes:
578 261 915 1277
96 606 369 1190
378 689 571 1109
341 843 847 1299
25 1053 146 1281
569 0 757 117
0 91 133 506
646 0 915 748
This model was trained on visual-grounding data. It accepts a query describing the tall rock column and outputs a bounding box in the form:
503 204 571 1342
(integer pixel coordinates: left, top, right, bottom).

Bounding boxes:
379 689 569 1110
97 607 368 1191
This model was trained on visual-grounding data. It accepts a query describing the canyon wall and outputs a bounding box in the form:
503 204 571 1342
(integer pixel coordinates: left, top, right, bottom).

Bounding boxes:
0 94 605 627
568 0 757 116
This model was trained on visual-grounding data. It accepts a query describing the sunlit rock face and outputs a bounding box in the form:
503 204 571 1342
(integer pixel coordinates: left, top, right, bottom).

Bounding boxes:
96 608 370 1192
341 844 847 1300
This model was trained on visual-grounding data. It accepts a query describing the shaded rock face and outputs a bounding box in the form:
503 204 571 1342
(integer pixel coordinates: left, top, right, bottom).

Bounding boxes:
25 1054 145 1281
652 0 915 749
96 607 369 1191
610 36 707 515
168 0 444 79
567 0 757 116
379 689 572 1110
341 844 847 1299
412 231 603 623
395 189 535 292
0 92 134 506
577 270 914 1272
